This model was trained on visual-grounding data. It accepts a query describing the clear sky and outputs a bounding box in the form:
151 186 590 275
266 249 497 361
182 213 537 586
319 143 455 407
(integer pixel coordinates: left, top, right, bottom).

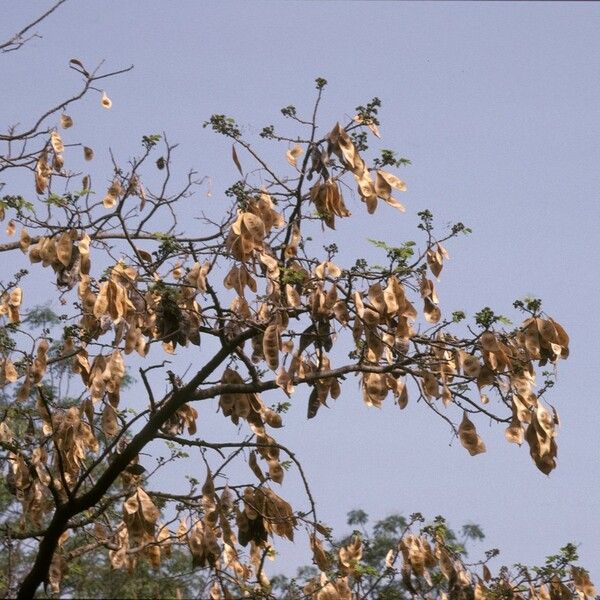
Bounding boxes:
2 0 600 580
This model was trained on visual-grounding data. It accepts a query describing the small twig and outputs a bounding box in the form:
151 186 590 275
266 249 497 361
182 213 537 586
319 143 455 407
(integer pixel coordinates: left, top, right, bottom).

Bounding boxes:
0 0 67 53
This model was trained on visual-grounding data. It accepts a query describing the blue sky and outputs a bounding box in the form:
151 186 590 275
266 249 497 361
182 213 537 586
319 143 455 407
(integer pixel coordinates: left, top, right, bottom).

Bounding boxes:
2 0 600 580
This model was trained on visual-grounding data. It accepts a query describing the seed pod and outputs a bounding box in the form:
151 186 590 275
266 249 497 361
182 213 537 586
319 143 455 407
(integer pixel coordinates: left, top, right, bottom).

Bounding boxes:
262 324 280 371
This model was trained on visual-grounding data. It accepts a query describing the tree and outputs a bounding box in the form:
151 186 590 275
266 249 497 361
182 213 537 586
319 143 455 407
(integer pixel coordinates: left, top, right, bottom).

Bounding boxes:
0 4 595 599
271 511 592 600
0 312 208 599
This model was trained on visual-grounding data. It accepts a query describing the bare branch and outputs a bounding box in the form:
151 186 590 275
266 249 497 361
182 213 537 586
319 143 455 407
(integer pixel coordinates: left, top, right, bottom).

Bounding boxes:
0 0 68 53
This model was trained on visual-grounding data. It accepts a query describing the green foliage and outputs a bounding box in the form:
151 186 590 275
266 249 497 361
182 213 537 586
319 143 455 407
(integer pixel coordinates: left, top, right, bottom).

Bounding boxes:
225 180 252 205
274 401 291 414
350 131 369 152
142 133 162 150
280 267 308 287
450 221 472 235
347 509 369 527
23 305 62 327
151 232 185 262
272 511 485 599
513 296 543 315
451 310 466 323
69 549 203 599
355 97 381 127
0 195 34 216
368 238 415 263
323 243 339 257
474 306 512 329
271 512 591 600
6 538 208 599
260 125 275 139
281 105 297 118
203 114 241 138
373 149 412 169
461 522 485 543
531 543 579 579
417 209 434 233
0 325 16 352
315 77 328 90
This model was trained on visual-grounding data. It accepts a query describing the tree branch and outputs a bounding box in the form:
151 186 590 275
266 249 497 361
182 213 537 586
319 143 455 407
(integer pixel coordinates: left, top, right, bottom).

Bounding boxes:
0 0 67 53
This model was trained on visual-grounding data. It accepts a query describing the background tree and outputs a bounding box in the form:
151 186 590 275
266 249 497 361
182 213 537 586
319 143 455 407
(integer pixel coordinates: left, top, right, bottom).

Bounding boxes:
0 4 595 599
271 511 592 600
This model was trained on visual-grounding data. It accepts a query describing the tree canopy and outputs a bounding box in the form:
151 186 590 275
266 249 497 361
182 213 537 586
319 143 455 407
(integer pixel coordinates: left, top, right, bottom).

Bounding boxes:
0 4 596 599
